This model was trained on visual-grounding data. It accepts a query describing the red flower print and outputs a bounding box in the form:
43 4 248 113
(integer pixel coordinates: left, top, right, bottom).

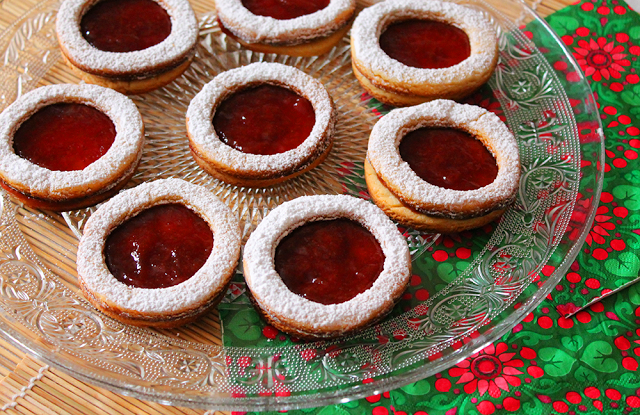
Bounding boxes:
585 205 615 246
573 37 630 82
448 343 539 398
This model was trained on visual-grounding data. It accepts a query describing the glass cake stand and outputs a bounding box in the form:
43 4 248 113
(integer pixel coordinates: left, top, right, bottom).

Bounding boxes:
0 0 604 411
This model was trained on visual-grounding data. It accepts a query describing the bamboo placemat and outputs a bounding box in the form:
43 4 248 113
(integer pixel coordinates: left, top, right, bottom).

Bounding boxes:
0 0 573 414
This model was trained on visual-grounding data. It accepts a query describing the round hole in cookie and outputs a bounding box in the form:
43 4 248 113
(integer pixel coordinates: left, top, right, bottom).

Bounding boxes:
13 102 116 172
104 203 214 289
212 84 316 156
379 19 471 69
80 0 172 53
274 218 385 305
398 127 498 191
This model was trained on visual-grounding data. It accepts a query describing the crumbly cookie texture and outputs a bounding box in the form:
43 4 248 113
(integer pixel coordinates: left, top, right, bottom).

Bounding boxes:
351 0 498 105
243 195 411 339
186 62 336 185
367 100 520 221
0 84 144 203
77 179 241 326
56 0 198 77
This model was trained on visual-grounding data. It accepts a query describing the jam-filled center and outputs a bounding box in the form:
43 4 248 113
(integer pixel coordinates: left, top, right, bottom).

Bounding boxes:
241 0 330 20
13 103 116 172
274 219 385 305
213 84 316 155
379 19 471 69
81 0 172 53
104 204 214 289
399 127 498 191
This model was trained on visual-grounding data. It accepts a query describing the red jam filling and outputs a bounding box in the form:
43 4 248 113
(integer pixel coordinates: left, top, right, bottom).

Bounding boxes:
13 103 116 172
105 204 214 289
399 127 498 191
274 219 385 305
81 0 172 52
213 84 316 155
241 0 330 20
379 19 471 69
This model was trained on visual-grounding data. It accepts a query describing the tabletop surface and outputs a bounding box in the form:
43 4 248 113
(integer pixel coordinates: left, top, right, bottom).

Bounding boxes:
0 0 606 414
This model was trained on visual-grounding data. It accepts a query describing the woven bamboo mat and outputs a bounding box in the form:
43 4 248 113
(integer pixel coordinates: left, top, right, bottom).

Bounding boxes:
0 0 572 413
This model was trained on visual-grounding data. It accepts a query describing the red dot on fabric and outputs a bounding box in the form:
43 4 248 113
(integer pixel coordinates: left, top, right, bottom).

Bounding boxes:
576 311 592 323
435 378 452 392
566 391 582 404
628 127 640 136
477 401 496 415
553 401 569 413
586 278 601 289
503 397 520 412
611 239 626 251
606 389 622 400
562 35 574 45
601 191 614 203
627 396 640 407
554 61 568 71
567 72 581 82
456 247 471 259
366 394 381 404
567 272 581 283
433 250 448 262
613 158 628 168
581 3 594 11
619 115 632 124
597 6 610 14
416 289 429 301
411 275 422 286
521 347 536 359
625 150 638 160
617 33 630 43
603 106 617 115
585 387 601 399
616 336 631 350
558 317 574 329
631 45 640 55
524 31 533 39
372 406 388 415
262 326 278 339
590 302 605 313
614 5 627 14
538 316 553 329
592 248 609 260
611 82 624 92
623 357 639 371
627 74 640 84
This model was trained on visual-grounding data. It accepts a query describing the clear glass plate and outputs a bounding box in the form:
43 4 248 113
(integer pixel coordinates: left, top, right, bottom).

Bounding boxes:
0 0 604 411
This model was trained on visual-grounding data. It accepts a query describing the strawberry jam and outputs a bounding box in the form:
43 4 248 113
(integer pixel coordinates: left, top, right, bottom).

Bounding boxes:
13 103 116 171
274 219 385 305
105 203 214 289
213 84 316 155
241 0 330 20
379 19 471 69
399 127 498 191
81 0 172 53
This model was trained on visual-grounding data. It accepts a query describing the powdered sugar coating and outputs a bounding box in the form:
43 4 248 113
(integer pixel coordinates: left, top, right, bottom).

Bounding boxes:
56 0 198 76
351 0 497 94
0 84 144 200
77 178 241 315
244 195 411 335
215 0 355 45
367 100 520 218
186 62 335 179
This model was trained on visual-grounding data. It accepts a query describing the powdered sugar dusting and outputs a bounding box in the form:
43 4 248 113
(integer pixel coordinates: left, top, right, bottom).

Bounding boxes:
77 178 241 314
0 84 144 199
186 62 335 177
244 195 411 333
216 0 355 44
351 0 497 89
56 0 198 75
367 100 520 218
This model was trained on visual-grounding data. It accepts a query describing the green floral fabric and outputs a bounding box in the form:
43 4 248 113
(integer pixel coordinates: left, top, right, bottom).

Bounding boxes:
224 1 640 414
